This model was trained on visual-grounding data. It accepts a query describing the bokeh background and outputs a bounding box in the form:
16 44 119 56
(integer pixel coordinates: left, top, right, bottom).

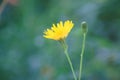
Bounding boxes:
0 0 120 80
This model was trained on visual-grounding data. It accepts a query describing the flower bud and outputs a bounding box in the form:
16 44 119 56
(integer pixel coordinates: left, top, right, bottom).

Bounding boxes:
81 21 88 34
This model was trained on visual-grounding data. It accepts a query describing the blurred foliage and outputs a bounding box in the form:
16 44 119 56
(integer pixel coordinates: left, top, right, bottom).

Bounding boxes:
0 0 120 80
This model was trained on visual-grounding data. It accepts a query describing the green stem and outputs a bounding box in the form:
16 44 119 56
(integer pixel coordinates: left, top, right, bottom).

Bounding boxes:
79 34 86 80
59 39 77 80
64 49 77 80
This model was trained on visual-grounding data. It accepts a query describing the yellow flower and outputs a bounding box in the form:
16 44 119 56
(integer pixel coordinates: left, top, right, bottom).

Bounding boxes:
43 20 74 40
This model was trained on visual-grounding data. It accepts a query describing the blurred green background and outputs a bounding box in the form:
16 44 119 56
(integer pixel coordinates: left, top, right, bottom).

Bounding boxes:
0 0 120 80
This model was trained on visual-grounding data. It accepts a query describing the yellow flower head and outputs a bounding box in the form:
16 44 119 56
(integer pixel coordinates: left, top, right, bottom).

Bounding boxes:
43 20 74 40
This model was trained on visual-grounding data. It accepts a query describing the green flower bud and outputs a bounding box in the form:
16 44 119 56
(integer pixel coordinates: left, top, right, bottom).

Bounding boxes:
81 21 88 34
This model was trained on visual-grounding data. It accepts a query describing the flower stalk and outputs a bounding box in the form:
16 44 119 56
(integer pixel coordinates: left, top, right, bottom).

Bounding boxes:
59 39 77 80
79 21 88 80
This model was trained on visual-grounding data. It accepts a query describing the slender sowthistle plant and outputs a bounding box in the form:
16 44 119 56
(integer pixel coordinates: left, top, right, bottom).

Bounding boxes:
43 20 88 80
